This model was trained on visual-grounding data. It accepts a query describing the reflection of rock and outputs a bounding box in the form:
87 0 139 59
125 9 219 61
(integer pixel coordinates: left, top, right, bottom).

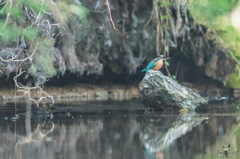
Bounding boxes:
139 70 208 110
139 112 208 152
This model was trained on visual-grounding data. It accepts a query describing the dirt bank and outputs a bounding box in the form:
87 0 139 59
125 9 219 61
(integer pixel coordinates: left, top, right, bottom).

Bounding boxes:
0 84 139 104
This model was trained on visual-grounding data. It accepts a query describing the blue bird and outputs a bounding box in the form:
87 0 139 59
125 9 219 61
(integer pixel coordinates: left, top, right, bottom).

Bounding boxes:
141 55 170 72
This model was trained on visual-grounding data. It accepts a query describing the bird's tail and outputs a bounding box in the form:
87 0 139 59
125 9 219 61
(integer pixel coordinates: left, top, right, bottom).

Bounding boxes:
141 69 146 72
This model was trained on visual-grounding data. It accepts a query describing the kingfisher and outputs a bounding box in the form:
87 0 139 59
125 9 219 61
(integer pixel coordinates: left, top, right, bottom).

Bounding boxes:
141 55 171 72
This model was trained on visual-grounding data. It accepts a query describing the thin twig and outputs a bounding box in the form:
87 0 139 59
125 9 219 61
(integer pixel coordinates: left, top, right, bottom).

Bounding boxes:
106 0 119 32
3 0 12 27
144 9 153 30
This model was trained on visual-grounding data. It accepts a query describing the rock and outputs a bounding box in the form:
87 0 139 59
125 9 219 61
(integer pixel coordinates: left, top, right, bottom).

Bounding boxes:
139 70 208 110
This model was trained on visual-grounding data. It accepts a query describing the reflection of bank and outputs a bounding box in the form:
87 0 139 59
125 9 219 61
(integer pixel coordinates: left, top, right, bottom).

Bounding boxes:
1 118 104 159
14 119 103 159
15 123 55 158
0 102 105 159
139 112 208 152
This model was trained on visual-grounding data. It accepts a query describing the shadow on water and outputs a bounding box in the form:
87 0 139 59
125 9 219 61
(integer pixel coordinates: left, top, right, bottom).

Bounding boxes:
0 100 240 159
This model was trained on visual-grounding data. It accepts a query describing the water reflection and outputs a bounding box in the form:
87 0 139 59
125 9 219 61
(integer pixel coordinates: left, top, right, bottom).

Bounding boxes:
0 101 239 159
140 112 208 152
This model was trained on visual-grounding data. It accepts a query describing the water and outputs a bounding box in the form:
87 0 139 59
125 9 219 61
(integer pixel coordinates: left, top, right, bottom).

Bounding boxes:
0 100 240 159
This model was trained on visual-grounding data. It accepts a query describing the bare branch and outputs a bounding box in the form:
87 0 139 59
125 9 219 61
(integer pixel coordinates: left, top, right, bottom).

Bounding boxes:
14 71 55 106
106 0 119 32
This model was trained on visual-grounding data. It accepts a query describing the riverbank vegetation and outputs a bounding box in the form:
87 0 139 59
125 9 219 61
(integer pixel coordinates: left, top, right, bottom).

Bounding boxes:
0 0 240 104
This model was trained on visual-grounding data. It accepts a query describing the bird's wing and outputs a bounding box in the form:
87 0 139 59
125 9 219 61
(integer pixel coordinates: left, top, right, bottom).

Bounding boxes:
146 61 155 70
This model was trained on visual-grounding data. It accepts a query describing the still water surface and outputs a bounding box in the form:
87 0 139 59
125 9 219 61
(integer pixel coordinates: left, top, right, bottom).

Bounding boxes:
0 99 240 159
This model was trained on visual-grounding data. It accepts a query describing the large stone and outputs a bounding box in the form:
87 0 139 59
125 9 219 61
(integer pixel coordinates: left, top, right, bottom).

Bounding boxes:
139 70 208 110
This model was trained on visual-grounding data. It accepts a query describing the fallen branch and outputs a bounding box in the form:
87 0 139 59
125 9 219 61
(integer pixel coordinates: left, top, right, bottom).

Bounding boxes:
14 71 54 106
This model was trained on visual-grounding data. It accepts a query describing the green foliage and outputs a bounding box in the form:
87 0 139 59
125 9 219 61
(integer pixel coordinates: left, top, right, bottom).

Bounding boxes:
69 5 89 24
0 23 19 44
171 75 178 82
57 2 89 24
29 65 37 75
0 0 89 86
39 38 55 53
161 15 168 20
29 55 57 78
162 24 167 29
164 60 169 66
0 1 41 45
189 0 240 88
226 73 240 88
230 124 240 136
24 27 39 42
189 0 237 26
165 46 169 52
28 37 57 79
158 1 172 7
6 6 24 21
162 1 172 7
28 0 47 15
222 80 227 87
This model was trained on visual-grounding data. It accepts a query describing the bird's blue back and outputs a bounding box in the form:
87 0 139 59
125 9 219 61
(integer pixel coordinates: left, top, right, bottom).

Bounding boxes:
141 60 156 72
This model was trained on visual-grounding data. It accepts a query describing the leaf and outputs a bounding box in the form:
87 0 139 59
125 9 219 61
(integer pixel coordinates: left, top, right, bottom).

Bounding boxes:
172 75 176 79
168 9 172 14
165 46 169 52
163 1 172 7
164 60 169 66
222 80 226 86
161 15 168 19
162 24 167 29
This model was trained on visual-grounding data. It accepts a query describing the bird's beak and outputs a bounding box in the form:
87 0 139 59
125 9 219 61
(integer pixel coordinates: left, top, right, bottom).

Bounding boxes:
164 57 171 59
157 55 171 59
163 56 171 60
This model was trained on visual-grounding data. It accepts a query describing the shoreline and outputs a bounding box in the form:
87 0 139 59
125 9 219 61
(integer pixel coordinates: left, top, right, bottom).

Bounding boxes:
0 84 139 104
0 83 232 105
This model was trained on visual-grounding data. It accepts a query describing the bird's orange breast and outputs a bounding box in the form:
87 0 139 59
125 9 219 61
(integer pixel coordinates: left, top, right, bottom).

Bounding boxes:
152 60 163 71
